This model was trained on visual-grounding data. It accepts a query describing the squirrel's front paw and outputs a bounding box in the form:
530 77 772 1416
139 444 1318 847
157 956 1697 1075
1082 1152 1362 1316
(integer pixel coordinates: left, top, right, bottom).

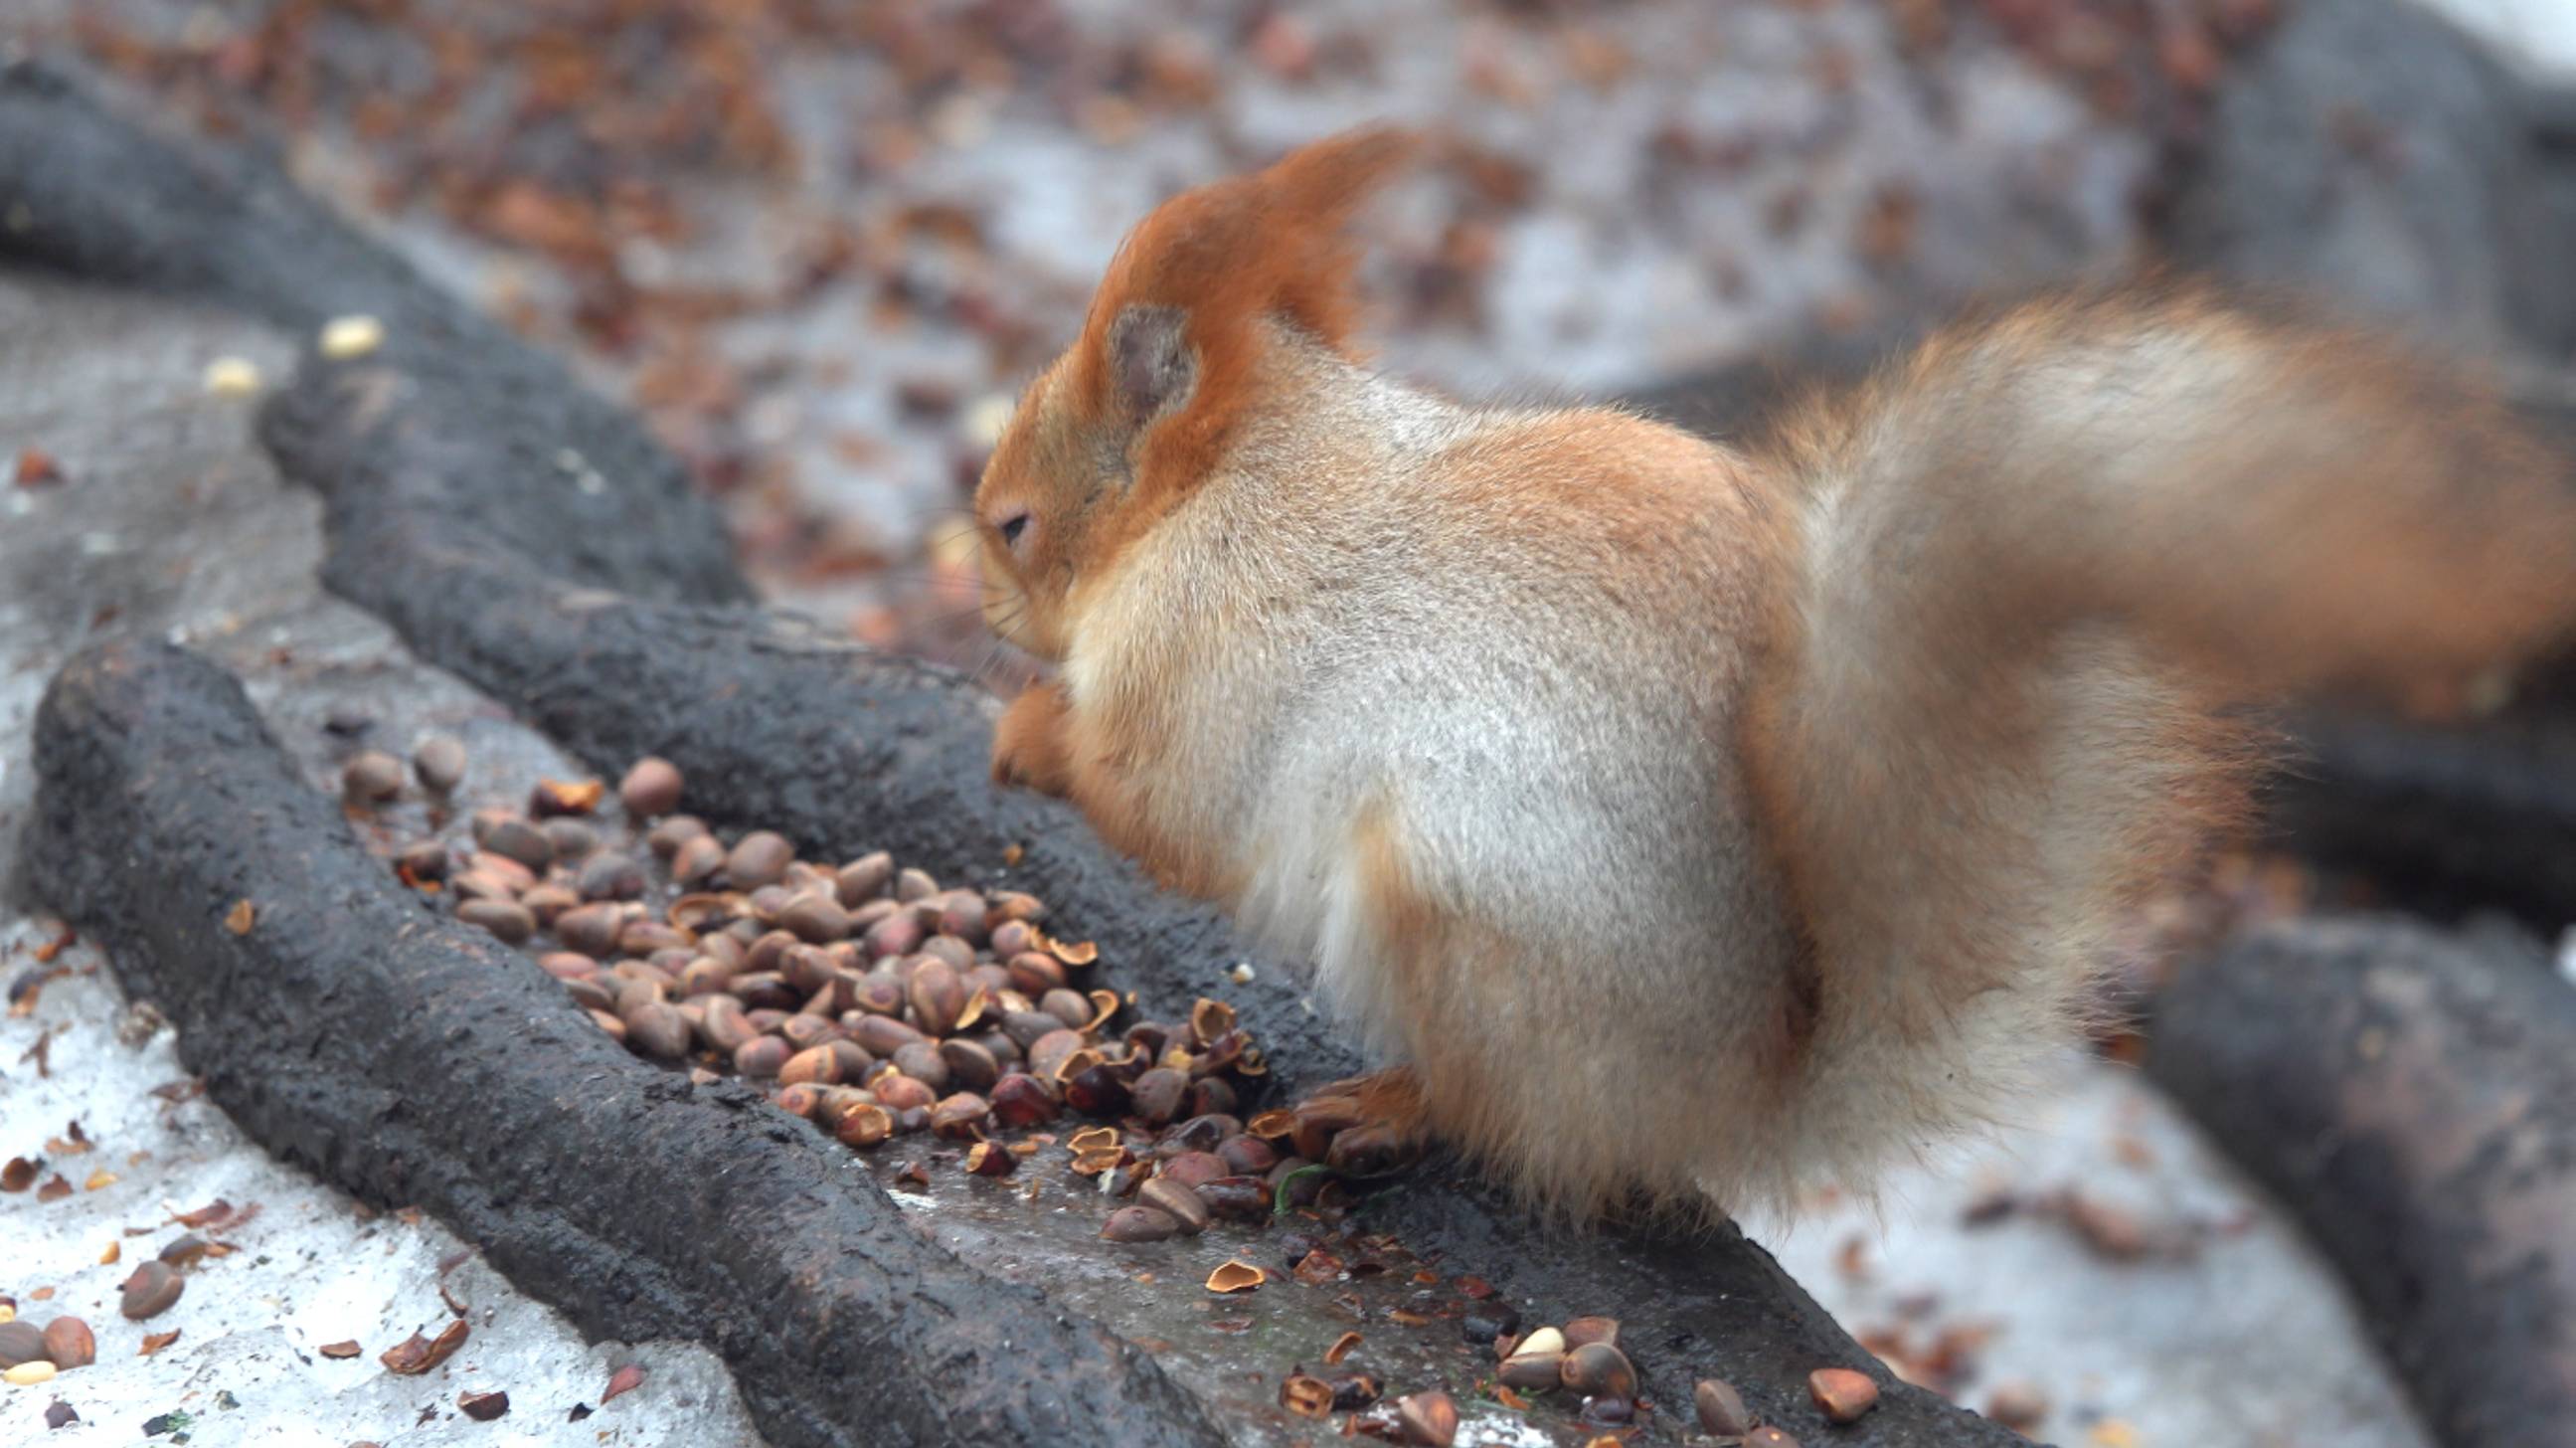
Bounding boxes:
991 680 1076 796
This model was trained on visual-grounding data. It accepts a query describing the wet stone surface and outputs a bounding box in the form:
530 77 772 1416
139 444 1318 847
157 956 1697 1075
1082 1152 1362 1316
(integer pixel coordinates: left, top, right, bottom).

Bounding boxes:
879 1157 1555 1447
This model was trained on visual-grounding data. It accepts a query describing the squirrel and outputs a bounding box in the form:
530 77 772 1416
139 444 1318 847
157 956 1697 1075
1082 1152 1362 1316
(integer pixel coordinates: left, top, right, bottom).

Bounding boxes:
970 129 2576 1219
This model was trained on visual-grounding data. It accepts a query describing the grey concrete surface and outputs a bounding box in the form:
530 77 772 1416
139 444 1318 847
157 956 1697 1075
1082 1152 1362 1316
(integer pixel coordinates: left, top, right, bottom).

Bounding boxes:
0 272 765 1445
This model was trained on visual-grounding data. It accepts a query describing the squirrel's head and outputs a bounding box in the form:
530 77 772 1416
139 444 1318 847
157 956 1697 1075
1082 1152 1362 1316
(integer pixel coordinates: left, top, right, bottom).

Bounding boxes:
973 127 1416 660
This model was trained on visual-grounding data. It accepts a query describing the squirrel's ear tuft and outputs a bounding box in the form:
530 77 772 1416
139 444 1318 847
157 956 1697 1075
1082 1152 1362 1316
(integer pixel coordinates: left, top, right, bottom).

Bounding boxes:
1074 127 1418 494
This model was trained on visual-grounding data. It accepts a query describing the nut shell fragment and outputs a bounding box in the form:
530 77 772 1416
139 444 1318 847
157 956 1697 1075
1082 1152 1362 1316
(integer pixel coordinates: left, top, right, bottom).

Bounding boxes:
1280 1373 1333 1417
1204 1259 1265 1294
381 1319 469 1375
1395 1389 1459 1446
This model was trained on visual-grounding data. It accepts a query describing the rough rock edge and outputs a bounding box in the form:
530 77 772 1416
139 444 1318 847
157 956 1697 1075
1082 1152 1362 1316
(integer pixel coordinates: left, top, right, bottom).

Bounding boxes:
2148 916 2576 1448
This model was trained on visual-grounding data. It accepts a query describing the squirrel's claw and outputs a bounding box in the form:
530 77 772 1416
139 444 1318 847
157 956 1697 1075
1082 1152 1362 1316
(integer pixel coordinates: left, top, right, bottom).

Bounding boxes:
990 679 1076 797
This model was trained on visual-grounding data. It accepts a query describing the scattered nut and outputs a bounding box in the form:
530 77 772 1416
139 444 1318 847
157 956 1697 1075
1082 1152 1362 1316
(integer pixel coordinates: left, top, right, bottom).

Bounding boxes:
929 1092 991 1139
117 1262 182 1320
1808 1366 1879 1423
351 758 1314 1330
456 899 536 945
1138 1177 1210 1234
617 757 684 816
1562 1314 1620 1350
1695 1377 1754 1436
342 751 406 804
40 1317 92 1369
413 736 467 794
1498 1342 1564 1391
727 831 794 888
1101 1206 1179 1243
1558 1342 1636 1398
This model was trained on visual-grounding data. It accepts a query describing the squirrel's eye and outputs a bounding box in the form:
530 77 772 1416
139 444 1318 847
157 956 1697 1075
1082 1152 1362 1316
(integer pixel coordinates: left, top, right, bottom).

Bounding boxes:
997 509 1032 547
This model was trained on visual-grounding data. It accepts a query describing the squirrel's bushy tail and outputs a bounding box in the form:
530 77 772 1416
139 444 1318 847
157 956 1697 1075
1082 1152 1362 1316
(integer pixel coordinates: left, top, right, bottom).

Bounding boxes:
1742 285 2576 1196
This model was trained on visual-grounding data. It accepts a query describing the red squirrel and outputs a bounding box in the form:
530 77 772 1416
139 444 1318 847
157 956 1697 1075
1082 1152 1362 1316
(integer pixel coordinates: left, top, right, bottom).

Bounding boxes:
971 129 2576 1218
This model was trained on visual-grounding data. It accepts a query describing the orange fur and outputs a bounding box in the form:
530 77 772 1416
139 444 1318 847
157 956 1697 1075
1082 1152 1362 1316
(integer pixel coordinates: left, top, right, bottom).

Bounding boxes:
973 133 2576 1220
989 677 1077 795
1070 127 1414 503
971 129 1417 664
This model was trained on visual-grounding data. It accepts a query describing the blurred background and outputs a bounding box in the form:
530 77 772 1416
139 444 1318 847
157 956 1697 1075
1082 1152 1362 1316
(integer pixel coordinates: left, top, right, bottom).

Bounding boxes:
14 0 2500 668
8 3 2575 1445
19 2 2576 668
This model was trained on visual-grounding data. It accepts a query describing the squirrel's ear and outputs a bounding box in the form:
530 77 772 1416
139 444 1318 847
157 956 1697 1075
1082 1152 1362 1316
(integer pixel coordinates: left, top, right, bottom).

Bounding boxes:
1106 303 1195 427
1074 127 1418 495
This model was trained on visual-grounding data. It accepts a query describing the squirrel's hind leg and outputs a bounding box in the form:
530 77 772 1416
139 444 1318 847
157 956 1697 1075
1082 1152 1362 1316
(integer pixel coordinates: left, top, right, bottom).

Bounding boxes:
1293 1067 1431 1178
